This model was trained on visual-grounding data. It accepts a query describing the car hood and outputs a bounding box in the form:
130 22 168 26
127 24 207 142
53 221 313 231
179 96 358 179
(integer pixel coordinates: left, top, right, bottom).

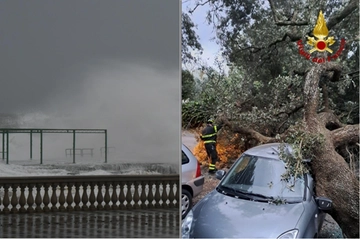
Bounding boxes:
191 190 305 238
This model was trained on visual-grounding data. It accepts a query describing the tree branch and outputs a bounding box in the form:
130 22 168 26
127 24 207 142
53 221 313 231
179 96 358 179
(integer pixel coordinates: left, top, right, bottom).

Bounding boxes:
268 0 279 22
188 0 211 14
326 0 359 30
331 124 360 148
304 62 342 120
275 21 308 26
275 103 304 117
304 64 323 118
325 63 343 82
221 118 276 144
268 0 308 26
267 0 358 46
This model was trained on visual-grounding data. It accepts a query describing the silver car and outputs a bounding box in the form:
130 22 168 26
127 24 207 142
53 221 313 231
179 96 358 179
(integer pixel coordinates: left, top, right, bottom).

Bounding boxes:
182 144 205 219
182 143 332 238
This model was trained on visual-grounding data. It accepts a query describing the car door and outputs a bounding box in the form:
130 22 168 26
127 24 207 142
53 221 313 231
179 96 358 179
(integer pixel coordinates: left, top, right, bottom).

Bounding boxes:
299 174 323 238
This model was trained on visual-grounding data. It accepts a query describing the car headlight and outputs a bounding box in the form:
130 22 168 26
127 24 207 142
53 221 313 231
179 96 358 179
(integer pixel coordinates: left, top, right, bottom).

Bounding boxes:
181 210 194 239
277 229 299 239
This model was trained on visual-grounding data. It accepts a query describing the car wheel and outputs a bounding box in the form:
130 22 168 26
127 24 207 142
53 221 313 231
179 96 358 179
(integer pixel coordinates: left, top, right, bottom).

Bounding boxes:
182 188 192 219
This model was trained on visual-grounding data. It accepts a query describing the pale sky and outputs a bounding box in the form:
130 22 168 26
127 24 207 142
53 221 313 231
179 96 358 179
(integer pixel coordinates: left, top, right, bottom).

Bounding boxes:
182 0 228 73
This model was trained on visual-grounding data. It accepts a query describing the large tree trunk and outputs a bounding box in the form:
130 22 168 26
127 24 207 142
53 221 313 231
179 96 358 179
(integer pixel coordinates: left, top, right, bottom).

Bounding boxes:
303 63 359 238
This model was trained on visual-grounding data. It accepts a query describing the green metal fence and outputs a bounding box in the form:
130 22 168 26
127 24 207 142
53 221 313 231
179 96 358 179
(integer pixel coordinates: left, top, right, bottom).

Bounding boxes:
0 128 108 164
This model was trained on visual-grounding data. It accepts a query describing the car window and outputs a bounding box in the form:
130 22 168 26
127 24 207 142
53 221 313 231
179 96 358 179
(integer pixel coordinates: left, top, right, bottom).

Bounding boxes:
221 154 304 201
182 151 190 164
233 155 251 173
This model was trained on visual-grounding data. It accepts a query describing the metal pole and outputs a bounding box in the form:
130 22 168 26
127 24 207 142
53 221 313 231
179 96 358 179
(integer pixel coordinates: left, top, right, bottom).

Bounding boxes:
40 130 43 164
30 130 33 160
73 130 76 164
104 129 107 163
2 131 4 160
6 130 9 164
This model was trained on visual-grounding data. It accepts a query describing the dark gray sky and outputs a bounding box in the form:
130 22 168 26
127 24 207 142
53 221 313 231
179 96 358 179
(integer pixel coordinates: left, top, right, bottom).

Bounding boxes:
0 0 179 113
0 0 180 164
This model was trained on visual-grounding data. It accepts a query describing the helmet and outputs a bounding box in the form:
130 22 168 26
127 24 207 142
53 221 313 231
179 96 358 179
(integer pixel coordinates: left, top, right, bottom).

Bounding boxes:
207 118 214 124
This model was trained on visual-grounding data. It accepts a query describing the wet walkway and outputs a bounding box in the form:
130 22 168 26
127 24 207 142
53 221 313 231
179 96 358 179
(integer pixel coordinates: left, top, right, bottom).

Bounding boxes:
0 208 179 238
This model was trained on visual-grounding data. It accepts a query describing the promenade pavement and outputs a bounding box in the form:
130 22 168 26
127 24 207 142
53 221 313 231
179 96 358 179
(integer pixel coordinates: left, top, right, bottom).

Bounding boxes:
0 208 179 238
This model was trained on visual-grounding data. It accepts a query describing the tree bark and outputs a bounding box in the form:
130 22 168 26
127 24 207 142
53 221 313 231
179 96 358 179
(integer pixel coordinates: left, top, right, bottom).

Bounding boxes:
331 124 360 148
301 62 359 238
318 111 345 129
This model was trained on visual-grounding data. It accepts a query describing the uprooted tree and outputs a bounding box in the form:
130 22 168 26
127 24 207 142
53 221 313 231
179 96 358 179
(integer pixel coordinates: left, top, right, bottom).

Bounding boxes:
182 0 359 237
219 62 359 237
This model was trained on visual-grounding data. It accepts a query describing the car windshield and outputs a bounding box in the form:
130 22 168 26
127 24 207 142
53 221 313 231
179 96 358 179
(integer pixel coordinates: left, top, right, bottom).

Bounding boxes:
220 154 305 202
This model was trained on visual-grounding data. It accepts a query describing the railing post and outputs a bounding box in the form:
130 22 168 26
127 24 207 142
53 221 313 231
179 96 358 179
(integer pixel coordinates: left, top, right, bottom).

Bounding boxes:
35 183 42 212
168 180 175 208
154 181 161 208
58 183 66 211
119 182 126 210
148 182 154 209
174 180 179 208
125 182 133 209
66 183 74 211
2 185 10 214
111 182 119 210
43 183 50 212
81 183 90 211
27 184 35 213
103 182 111 210
97 183 104 210
140 181 147 209
51 183 58 212
161 181 168 208
19 184 27 212
133 182 140 209
10 185 18 213
73 183 81 211
89 183 96 210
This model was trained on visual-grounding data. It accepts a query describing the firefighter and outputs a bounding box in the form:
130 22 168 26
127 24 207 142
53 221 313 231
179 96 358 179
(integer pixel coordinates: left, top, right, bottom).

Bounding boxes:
200 118 224 173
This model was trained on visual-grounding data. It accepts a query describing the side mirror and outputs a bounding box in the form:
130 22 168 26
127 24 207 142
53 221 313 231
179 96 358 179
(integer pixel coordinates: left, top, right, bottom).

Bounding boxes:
315 196 332 211
215 170 226 180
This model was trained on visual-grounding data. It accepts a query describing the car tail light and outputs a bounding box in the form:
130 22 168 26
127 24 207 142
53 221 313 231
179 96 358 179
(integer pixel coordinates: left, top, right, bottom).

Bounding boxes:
195 161 202 178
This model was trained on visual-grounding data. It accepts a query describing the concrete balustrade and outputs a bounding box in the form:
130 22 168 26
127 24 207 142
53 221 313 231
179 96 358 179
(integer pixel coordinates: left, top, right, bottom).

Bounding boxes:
0 175 179 214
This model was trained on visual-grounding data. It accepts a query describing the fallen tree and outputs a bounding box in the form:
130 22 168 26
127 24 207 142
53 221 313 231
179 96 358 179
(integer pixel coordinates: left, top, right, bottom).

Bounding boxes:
219 62 359 238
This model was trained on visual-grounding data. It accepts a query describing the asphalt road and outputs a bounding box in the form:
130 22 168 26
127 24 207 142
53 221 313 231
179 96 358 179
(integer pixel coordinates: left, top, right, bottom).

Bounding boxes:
182 131 197 150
